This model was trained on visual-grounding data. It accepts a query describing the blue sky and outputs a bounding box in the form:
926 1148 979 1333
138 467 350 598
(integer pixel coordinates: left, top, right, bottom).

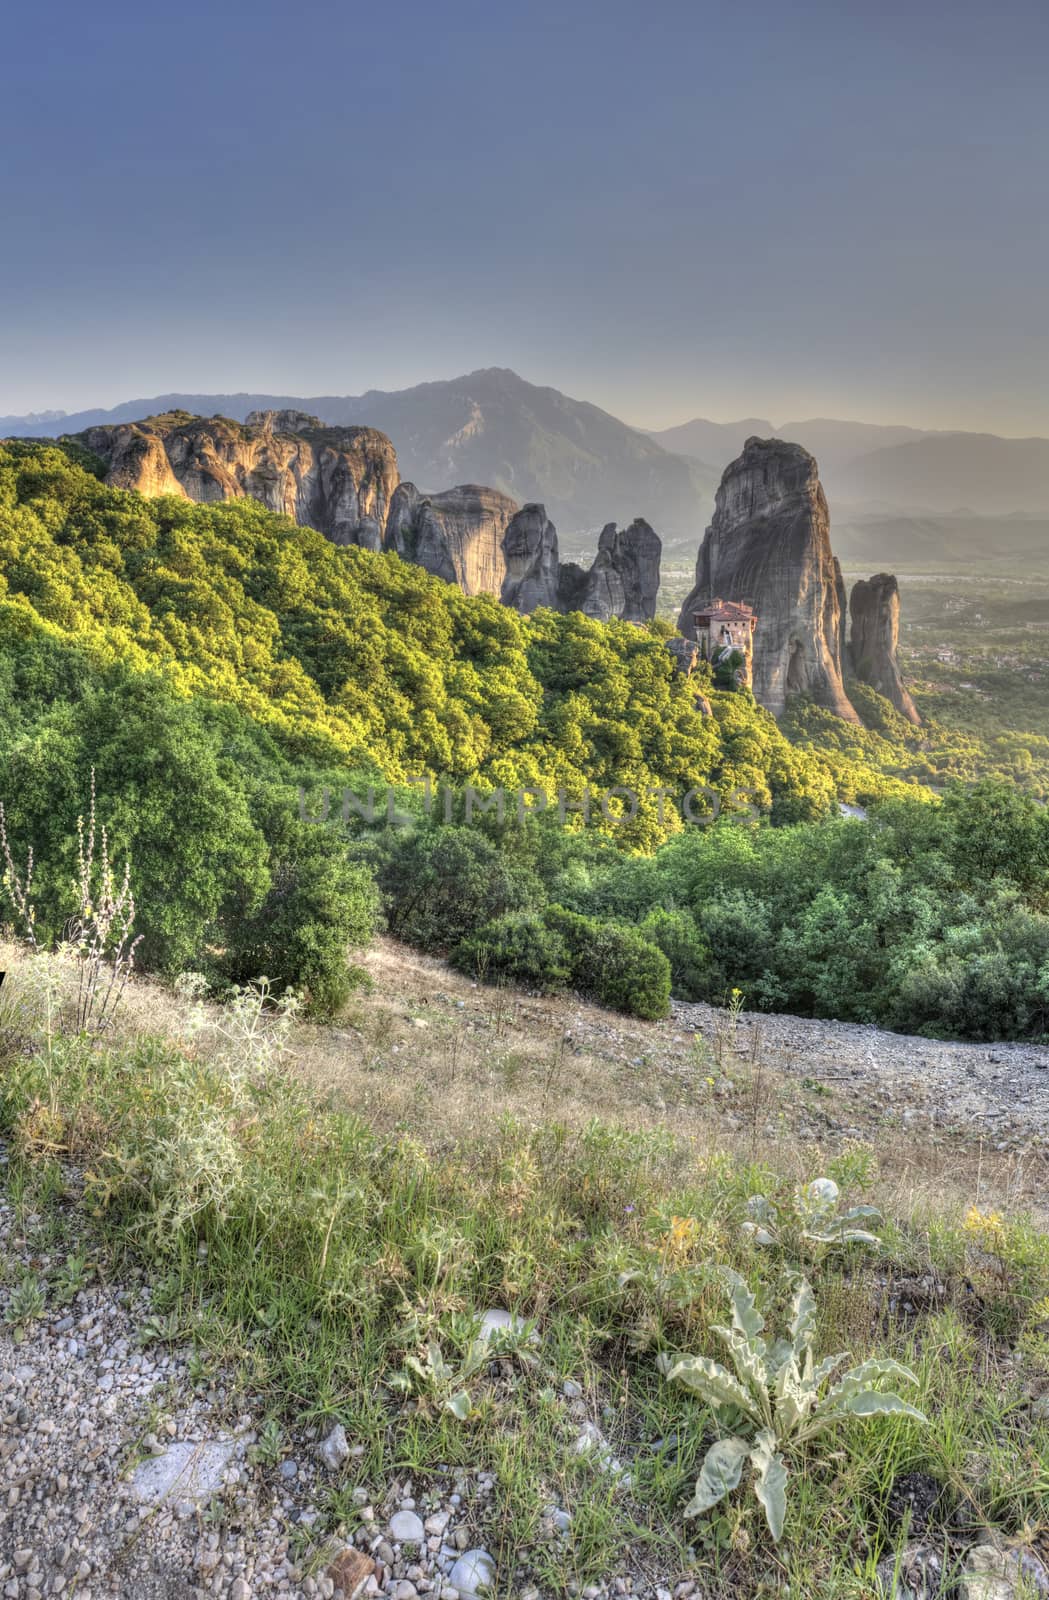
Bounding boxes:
3 0 1047 431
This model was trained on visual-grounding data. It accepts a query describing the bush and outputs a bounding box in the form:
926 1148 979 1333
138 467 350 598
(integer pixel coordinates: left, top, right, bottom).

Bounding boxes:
641 907 710 1000
367 825 542 952
544 905 671 1020
451 911 571 992
221 803 379 1018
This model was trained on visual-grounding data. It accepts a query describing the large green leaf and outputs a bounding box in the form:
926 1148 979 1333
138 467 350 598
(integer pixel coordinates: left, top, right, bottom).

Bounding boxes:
765 1337 795 1381
725 1270 766 1343
683 1436 750 1519
750 1429 789 1542
665 1354 760 1421
743 1195 777 1245
789 1278 817 1357
838 1390 927 1422
809 1350 849 1391
773 1355 815 1435
838 1205 882 1225
816 1356 920 1416
712 1325 773 1424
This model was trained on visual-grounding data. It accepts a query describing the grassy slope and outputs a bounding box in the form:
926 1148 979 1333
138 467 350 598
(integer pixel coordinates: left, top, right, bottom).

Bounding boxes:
2 943 1047 1598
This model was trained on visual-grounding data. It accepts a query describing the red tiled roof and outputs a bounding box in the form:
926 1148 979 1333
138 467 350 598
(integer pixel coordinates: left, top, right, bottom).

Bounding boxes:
693 600 756 624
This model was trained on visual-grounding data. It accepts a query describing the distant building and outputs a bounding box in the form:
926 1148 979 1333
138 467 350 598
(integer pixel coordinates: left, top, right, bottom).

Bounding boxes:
692 599 758 687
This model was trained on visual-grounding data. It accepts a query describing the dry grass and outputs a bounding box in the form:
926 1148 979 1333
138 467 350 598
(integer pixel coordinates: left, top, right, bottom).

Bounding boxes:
294 940 1047 1228
3 932 1043 1229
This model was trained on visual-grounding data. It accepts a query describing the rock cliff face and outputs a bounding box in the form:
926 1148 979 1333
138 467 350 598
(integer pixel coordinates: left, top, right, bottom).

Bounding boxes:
848 573 921 724
79 410 661 623
384 482 519 596
678 437 859 722
386 490 661 621
500 504 561 611
556 520 662 623
80 411 399 550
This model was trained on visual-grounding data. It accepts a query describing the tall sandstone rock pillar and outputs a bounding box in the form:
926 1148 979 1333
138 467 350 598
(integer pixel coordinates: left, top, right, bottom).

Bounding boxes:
848 573 921 725
678 437 860 722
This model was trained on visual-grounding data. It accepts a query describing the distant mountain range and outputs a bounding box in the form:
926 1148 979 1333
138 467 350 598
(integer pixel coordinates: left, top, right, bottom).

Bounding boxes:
832 510 1049 573
4 371 1049 561
645 416 1049 518
0 369 716 547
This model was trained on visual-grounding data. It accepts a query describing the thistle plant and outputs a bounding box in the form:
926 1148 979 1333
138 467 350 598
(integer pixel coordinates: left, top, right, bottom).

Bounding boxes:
742 1177 882 1257
390 1309 538 1421
659 1272 926 1541
1 774 142 1038
3 1270 47 1338
64 773 142 1036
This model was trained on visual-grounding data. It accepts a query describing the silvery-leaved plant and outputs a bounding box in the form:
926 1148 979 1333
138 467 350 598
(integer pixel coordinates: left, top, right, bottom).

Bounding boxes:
743 1177 881 1256
659 1272 925 1541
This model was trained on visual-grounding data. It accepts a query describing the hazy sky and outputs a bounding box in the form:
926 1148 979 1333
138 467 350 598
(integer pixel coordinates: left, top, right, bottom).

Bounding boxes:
3 0 1047 432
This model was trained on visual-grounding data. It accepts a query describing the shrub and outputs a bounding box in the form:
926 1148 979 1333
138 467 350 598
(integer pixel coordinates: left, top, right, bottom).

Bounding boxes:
368 825 542 952
221 806 379 1018
641 907 709 999
543 904 671 1020
451 911 571 992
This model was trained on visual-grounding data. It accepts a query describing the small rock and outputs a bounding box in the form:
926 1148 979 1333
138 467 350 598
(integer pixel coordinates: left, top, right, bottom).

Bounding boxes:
875 1543 944 1598
475 1308 528 1346
316 1423 351 1472
448 1549 496 1600
388 1510 425 1544
326 1547 375 1599
130 1440 234 1506
958 1544 1049 1600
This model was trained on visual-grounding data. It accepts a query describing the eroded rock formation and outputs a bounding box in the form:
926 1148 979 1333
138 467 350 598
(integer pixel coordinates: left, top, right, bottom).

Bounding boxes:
384 482 519 595
556 520 661 623
80 410 399 550
678 437 859 722
500 503 561 610
848 573 921 724
78 410 662 623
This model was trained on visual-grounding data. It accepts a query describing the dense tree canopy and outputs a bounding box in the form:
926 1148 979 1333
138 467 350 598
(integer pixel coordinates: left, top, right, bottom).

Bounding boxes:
1 440 1047 1038
0 440 912 845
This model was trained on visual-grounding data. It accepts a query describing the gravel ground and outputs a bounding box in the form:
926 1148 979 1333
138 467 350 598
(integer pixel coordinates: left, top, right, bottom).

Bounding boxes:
0 1164 685 1600
671 997 1049 1149
353 940 1049 1154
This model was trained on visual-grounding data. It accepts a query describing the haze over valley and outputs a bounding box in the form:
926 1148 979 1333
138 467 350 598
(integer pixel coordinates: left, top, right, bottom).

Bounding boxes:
6 367 1049 574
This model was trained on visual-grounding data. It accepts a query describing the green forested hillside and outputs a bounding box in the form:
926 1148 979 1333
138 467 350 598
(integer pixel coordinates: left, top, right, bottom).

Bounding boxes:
2 439 1048 1039
0 439 866 832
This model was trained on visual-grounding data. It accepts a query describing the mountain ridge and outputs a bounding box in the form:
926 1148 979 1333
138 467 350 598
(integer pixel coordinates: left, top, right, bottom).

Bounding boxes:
2 370 715 543
6 370 1049 530
647 415 1049 516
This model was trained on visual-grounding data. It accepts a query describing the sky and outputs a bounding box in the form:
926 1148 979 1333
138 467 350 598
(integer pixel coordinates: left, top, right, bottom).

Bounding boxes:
3 0 1048 434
